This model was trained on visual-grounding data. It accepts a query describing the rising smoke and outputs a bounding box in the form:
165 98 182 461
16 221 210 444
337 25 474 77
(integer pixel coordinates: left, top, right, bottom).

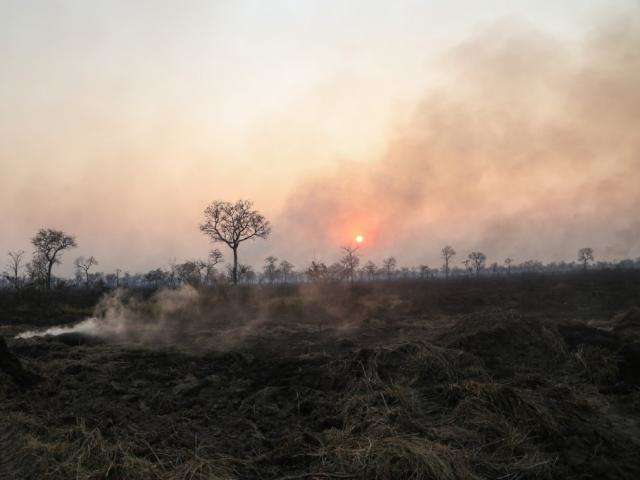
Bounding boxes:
15 284 360 349
275 12 640 265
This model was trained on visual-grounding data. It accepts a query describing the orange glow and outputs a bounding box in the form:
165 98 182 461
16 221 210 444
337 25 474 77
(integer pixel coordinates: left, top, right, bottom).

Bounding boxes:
355 235 364 244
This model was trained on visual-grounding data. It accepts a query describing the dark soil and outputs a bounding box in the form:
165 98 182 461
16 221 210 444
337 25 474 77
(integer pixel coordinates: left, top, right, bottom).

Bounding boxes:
2 272 640 479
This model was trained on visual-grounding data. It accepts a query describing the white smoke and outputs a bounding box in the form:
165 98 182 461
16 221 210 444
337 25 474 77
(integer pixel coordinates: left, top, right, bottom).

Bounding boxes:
15 285 200 342
16 317 105 339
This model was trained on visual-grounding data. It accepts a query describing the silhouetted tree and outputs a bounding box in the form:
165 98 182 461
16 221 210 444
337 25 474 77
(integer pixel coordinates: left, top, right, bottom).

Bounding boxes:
462 258 472 276
468 252 486 278
4 250 25 290
176 261 203 286
232 263 255 284
489 262 499 275
578 248 594 271
209 248 223 266
420 264 430 280
364 261 377 281
263 256 279 284
382 257 397 280
441 246 456 278
31 228 77 289
504 258 513 275
340 246 360 284
26 255 47 287
74 256 98 287
328 262 346 282
306 261 328 282
280 260 294 284
203 249 223 286
200 200 271 285
145 268 165 288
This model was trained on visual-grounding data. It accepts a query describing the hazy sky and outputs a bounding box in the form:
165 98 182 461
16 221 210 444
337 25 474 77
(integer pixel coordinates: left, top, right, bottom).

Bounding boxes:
1 0 638 275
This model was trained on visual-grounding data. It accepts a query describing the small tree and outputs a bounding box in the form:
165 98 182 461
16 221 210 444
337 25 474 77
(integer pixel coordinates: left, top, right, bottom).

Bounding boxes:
203 249 223 286
232 263 255 284
4 250 25 290
145 268 165 288
462 259 472 276
176 261 202 286
441 246 456 278
364 261 377 281
307 261 328 283
578 248 594 271
340 246 360 284
263 256 279 284
420 264 430 280
489 262 499 275
382 257 397 280
200 200 271 285
468 252 486 278
504 258 513 275
31 228 77 289
74 256 98 287
280 260 294 284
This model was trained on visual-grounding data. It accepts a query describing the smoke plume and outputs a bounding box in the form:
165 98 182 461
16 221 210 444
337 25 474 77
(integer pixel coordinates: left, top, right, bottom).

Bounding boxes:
275 13 640 265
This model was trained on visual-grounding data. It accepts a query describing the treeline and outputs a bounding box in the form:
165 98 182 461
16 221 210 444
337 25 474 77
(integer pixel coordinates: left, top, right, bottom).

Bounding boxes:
2 200 639 291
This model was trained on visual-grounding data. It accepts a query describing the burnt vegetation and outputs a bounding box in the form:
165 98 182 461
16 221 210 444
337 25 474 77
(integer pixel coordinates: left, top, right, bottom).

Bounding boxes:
2 269 640 479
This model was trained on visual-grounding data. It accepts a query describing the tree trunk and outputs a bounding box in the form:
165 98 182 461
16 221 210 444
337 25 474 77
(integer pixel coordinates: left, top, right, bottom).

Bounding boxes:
47 262 53 290
232 247 238 285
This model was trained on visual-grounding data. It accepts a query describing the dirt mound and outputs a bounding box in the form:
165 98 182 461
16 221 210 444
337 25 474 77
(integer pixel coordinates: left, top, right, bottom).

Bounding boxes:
613 307 640 340
557 321 619 350
618 343 640 385
437 310 566 377
0 337 38 387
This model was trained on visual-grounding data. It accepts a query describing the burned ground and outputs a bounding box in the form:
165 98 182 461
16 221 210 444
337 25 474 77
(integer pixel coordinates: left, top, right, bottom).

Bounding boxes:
1 272 640 479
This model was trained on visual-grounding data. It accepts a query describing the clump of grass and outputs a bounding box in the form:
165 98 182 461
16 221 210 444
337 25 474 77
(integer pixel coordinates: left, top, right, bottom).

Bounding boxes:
573 345 619 384
8 418 245 480
318 430 472 480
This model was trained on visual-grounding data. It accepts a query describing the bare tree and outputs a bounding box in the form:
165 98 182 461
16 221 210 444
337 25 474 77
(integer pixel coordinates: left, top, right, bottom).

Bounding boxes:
263 256 279 284
4 250 25 290
203 249 223 286
74 256 98 287
200 200 271 285
578 248 594 271
468 251 486 278
340 246 360 284
31 228 77 289
306 261 328 283
441 246 456 278
504 258 513 275
419 264 431 280
209 248 223 266
176 261 202 286
382 256 397 280
462 259 472 276
279 260 294 284
145 268 165 288
364 261 377 281
489 262 499 275
231 263 255 284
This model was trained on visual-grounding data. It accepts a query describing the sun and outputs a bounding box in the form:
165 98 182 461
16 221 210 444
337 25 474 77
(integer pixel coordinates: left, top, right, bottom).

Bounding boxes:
355 235 364 244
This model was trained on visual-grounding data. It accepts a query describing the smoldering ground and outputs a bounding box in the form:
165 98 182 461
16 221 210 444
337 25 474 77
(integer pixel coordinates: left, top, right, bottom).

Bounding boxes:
5 274 640 480
274 11 640 265
14 284 370 350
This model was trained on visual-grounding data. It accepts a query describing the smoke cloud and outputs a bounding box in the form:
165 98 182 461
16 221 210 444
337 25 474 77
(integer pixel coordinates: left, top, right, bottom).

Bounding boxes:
274 13 640 266
15 284 365 349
